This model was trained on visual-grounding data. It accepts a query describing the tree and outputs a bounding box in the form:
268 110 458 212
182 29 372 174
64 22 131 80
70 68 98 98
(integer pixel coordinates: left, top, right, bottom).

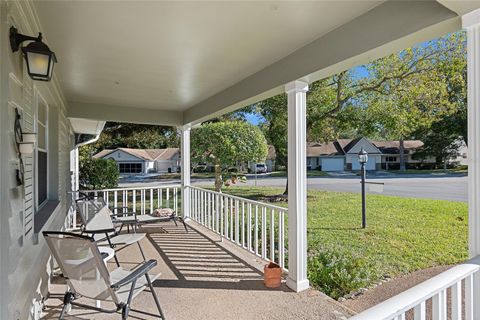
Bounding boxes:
79 145 119 189
191 121 268 192
361 32 466 170
91 122 179 154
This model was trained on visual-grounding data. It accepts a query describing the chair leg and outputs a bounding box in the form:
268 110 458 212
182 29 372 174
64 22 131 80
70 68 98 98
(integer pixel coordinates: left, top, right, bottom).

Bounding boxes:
123 280 137 320
137 241 147 261
180 217 188 232
59 292 74 320
146 273 165 319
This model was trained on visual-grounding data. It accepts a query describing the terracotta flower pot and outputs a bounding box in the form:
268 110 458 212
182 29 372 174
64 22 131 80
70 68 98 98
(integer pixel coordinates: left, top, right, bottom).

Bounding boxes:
264 262 282 288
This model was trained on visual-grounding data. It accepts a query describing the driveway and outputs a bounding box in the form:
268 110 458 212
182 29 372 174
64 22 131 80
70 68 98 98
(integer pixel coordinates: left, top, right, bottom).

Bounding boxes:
120 174 468 202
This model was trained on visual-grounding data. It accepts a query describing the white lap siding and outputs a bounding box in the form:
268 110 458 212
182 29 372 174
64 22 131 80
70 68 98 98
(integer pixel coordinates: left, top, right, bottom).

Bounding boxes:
0 2 74 319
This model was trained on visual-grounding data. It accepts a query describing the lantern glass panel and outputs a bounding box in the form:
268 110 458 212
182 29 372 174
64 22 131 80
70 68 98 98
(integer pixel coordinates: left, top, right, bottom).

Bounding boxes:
26 51 50 76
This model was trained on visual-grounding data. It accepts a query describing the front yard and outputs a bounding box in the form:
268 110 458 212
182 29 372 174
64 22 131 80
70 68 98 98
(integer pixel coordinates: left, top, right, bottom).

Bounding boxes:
219 186 468 299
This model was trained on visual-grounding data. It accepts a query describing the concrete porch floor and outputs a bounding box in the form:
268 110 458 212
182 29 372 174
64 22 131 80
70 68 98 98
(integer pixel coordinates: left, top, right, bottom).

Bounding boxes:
42 221 354 320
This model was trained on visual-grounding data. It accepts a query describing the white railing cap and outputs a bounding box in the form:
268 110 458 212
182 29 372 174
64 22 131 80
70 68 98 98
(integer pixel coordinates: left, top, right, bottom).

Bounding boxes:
72 184 181 193
188 185 288 212
350 255 480 320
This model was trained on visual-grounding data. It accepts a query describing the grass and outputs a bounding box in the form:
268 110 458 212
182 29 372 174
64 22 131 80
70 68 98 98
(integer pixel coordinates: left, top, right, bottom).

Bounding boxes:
219 186 468 297
390 165 468 175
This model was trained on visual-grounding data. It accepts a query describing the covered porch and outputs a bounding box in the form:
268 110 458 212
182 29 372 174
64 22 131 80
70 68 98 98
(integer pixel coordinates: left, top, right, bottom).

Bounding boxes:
3 1 480 320
43 222 353 320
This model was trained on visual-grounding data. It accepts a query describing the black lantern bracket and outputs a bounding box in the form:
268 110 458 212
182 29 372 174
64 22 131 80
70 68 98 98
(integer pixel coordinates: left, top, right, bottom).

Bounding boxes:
9 26 42 52
9 26 58 82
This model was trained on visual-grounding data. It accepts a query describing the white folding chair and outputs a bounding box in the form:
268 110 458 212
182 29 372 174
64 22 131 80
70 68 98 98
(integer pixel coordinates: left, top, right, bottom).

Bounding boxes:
43 231 165 319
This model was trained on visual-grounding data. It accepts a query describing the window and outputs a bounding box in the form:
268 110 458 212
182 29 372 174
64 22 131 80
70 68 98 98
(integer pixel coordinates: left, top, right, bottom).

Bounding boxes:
386 156 397 162
36 93 48 208
119 163 142 174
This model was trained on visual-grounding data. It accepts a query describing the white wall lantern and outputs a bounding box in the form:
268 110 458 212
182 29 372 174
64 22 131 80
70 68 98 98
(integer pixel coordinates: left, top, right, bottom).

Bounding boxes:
9 26 58 82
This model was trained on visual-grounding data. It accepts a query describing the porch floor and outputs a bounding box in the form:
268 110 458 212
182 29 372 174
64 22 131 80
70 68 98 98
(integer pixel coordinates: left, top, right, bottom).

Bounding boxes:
42 221 354 320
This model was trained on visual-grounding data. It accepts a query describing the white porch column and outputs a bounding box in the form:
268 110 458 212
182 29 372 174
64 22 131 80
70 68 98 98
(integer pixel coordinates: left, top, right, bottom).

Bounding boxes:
464 9 480 318
285 80 309 292
180 126 191 219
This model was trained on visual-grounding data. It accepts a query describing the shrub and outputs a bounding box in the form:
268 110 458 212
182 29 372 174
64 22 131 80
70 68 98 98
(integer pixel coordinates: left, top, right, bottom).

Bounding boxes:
307 246 377 299
80 157 119 190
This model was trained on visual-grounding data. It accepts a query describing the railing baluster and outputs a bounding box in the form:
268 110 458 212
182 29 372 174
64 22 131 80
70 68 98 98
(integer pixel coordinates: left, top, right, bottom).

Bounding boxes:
247 203 252 252
451 282 461 320
241 201 245 248
261 206 267 259
113 191 118 213
133 190 136 212
174 187 178 214
466 274 474 320
432 290 447 320
225 197 229 239
230 198 233 240
220 195 224 236
166 187 170 208
150 188 153 214
235 200 240 244
413 301 426 320
279 210 284 269
255 205 259 256
270 209 275 262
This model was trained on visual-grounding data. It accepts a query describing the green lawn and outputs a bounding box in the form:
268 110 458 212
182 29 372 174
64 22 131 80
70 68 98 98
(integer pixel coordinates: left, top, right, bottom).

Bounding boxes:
220 186 468 297
389 165 468 175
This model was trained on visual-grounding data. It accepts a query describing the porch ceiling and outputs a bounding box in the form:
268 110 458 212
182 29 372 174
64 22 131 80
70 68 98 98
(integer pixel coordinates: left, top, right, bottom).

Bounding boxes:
33 1 478 126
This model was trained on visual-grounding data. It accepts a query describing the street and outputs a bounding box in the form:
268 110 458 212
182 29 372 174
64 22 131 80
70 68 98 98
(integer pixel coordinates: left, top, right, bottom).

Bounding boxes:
120 174 468 202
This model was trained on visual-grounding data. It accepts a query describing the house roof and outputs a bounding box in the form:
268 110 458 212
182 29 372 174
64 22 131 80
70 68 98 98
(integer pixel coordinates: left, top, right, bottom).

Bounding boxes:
307 138 424 157
94 148 179 161
307 142 344 157
372 140 424 155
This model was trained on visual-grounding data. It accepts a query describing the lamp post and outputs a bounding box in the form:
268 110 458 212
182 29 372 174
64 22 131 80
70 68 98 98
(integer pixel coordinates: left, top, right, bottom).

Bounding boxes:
358 148 368 229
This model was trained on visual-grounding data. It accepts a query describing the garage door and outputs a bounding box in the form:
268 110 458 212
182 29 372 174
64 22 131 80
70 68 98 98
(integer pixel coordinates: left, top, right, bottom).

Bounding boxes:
321 158 344 171
351 157 376 171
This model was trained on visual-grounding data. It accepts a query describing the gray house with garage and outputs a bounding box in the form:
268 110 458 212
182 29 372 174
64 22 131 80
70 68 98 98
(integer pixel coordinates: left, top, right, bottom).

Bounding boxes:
307 137 437 172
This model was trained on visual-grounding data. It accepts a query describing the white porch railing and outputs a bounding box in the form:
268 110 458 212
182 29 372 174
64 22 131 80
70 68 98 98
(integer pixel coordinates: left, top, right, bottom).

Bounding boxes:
350 255 480 320
188 186 288 270
70 184 181 228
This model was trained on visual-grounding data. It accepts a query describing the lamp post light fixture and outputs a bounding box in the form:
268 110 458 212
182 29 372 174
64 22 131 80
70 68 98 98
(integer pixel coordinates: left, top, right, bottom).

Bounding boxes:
358 148 368 229
9 26 57 81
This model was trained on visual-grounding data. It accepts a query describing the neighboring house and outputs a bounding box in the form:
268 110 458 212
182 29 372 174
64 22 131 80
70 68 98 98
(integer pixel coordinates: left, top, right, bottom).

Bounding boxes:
248 145 276 173
94 148 180 174
307 137 438 172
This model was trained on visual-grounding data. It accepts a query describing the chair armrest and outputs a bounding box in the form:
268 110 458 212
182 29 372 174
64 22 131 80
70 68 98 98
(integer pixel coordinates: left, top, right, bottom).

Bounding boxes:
83 228 117 234
111 259 157 289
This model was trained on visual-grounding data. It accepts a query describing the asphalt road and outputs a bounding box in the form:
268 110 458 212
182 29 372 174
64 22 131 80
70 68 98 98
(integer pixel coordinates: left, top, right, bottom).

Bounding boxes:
241 175 468 202
120 174 468 202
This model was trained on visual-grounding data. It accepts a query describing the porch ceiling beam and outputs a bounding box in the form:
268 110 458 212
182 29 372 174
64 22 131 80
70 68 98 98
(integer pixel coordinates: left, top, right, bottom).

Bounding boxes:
68 102 183 126
183 0 458 125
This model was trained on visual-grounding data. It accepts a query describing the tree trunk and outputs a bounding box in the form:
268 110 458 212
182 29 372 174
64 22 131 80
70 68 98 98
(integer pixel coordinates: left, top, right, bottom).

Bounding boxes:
214 163 222 192
399 138 406 171
443 156 448 172
283 157 288 196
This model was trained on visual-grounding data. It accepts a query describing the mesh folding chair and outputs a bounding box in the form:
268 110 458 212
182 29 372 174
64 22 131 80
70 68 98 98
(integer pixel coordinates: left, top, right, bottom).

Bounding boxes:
76 199 147 267
43 231 165 319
